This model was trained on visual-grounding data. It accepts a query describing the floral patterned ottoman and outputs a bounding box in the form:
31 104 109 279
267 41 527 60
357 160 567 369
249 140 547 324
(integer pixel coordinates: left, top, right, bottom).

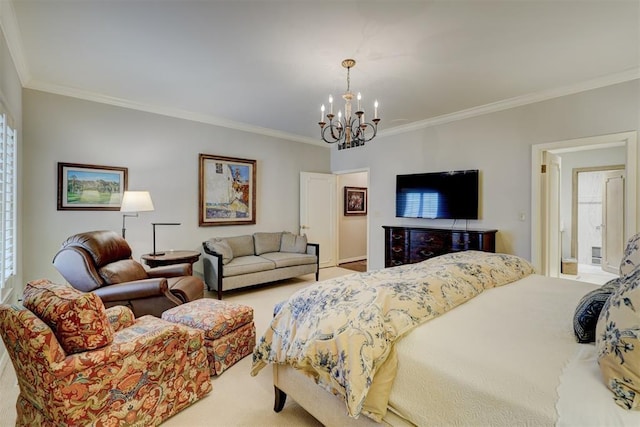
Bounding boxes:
162 299 255 375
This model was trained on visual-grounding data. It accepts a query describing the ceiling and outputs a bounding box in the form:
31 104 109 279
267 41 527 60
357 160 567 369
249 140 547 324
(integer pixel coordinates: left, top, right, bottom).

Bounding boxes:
3 0 639 146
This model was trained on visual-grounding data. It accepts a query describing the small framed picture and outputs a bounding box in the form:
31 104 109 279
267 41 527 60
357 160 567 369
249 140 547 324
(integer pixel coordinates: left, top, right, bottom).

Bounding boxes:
344 186 367 216
57 162 128 211
199 153 257 226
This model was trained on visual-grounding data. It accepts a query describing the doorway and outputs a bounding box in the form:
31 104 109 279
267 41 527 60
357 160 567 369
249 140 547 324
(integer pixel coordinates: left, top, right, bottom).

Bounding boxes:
572 166 624 283
531 131 637 277
337 171 369 271
299 170 369 271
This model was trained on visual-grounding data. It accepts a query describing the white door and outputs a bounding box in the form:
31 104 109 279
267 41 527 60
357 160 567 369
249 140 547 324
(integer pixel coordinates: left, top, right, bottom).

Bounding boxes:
300 172 337 268
542 151 562 277
602 170 625 274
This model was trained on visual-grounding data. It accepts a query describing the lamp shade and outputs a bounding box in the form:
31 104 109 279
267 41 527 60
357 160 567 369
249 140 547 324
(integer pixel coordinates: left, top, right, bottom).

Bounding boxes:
120 191 155 212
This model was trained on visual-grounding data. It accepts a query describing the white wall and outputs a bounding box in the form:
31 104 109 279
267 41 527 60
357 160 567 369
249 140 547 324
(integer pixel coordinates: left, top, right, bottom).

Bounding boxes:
22 89 330 285
338 171 367 262
332 80 640 271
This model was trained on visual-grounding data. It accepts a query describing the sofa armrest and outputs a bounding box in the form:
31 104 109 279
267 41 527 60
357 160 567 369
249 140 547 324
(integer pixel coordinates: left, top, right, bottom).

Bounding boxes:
202 242 224 300
93 278 170 302
306 243 320 281
105 305 136 331
147 263 192 277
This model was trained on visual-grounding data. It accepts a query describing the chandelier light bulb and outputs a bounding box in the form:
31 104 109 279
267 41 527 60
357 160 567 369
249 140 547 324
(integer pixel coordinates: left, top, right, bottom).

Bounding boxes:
374 100 378 118
357 92 362 111
321 104 325 121
329 95 333 114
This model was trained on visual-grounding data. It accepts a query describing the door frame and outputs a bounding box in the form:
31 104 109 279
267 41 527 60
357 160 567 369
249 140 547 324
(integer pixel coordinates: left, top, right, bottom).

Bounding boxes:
531 131 637 274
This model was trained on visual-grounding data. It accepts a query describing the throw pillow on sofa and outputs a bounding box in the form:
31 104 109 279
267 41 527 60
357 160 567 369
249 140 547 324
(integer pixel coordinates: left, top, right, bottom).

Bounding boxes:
206 239 234 264
226 235 255 257
254 232 283 255
280 232 308 254
23 279 114 354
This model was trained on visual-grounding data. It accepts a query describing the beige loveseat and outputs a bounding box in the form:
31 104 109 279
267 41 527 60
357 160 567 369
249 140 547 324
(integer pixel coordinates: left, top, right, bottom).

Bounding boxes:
202 232 319 299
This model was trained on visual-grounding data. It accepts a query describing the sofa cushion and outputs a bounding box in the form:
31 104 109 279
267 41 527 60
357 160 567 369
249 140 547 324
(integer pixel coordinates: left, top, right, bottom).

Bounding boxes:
22 279 114 354
280 232 308 254
254 232 283 255
205 239 234 264
260 252 317 268
226 235 255 257
99 259 149 284
223 255 276 277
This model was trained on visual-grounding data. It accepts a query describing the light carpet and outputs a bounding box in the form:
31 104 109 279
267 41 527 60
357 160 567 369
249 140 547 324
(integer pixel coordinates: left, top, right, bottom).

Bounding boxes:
0 267 356 427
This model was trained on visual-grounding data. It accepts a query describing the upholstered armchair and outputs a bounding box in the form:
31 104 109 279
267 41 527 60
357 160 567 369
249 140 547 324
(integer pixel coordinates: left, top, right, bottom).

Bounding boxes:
0 279 212 427
53 230 203 317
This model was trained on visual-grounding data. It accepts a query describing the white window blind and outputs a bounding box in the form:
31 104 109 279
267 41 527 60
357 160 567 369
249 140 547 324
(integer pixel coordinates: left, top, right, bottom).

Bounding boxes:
0 112 16 290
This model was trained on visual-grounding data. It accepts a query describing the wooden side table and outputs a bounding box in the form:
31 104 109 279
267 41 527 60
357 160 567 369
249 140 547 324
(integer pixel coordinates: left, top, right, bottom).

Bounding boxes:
141 250 201 269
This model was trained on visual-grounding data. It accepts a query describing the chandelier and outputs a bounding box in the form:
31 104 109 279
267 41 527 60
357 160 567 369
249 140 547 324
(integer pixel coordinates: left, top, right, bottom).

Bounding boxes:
318 59 380 150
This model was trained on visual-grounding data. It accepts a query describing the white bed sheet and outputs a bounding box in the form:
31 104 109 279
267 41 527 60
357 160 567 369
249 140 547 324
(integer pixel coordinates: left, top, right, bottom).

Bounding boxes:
274 274 640 426
387 274 638 426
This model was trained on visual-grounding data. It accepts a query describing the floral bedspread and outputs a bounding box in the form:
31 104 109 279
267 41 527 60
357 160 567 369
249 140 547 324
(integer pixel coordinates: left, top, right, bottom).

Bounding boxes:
250 251 535 420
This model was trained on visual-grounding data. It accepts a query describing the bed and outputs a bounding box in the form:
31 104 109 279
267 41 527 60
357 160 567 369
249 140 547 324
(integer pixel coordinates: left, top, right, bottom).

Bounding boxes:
250 251 640 426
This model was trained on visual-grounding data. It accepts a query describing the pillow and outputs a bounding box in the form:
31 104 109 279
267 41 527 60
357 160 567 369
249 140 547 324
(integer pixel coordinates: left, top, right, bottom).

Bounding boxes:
573 277 621 343
205 239 234 264
280 232 308 254
596 268 640 409
620 232 640 277
23 279 113 354
226 235 255 257
98 259 148 284
254 232 283 255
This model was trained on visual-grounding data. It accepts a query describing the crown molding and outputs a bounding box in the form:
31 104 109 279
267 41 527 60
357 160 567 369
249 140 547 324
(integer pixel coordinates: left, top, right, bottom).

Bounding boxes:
379 68 640 138
25 79 323 146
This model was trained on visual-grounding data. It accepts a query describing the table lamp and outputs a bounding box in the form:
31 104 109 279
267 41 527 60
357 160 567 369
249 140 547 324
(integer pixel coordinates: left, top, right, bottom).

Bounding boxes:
120 191 154 238
151 222 181 256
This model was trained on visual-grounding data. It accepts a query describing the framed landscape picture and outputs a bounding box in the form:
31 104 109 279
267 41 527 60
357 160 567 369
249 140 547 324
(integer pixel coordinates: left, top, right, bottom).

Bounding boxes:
57 162 128 211
344 186 367 216
199 153 257 226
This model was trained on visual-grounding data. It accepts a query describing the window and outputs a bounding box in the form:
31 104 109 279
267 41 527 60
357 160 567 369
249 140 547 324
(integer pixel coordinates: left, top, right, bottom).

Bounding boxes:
0 112 16 293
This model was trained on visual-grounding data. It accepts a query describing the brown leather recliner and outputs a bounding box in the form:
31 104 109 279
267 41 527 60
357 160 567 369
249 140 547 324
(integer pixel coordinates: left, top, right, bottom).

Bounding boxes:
52 230 204 317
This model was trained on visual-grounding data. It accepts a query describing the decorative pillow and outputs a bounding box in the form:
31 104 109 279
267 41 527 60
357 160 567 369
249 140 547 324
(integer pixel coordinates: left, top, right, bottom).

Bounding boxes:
205 239 234 264
98 259 148 284
573 277 621 343
23 279 113 354
254 232 283 255
620 232 640 277
596 268 640 409
280 232 308 254
226 235 255 257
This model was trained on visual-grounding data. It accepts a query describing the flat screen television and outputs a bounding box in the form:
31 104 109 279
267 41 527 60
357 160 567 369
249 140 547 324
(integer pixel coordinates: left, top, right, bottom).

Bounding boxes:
395 169 479 219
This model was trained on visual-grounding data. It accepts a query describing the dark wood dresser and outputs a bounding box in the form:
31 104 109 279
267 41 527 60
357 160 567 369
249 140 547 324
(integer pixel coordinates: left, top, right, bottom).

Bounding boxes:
383 226 498 268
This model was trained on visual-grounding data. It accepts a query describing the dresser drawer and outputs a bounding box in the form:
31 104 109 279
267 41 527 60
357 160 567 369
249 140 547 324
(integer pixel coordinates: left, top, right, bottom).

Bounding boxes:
409 230 451 262
450 232 480 251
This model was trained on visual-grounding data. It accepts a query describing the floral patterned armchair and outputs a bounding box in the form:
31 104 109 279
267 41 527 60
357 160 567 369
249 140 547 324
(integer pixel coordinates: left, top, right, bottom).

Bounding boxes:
0 279 212 426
